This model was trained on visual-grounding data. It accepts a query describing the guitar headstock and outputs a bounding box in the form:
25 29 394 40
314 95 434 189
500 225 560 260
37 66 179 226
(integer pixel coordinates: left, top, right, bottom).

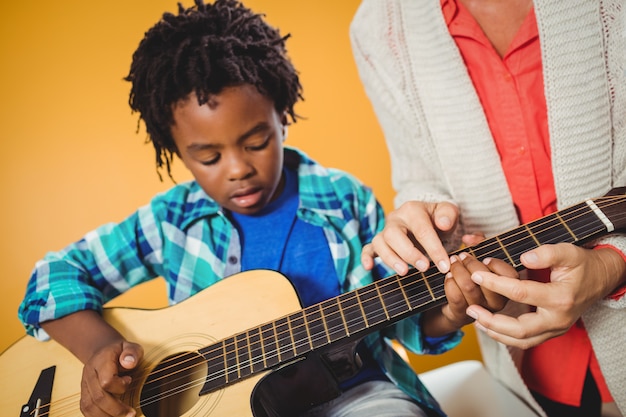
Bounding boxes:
597 187 626 232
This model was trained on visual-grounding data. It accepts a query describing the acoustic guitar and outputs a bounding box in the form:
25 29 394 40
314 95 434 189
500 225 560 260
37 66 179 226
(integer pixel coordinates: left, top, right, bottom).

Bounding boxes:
1 188 625 416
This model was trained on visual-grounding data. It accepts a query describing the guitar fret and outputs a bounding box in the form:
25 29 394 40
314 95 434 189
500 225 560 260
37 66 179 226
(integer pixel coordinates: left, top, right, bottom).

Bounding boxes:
235 333 249 378
421 270 435 300
528 215 570 245
390 275 412 317
554 212 576 240
494 235 514 265
224 336 238 382
357 286 387 328
561 202 607 241
287 316 298 357
301 311 314 351
261 322 279 368
355 289 369 327
400 273 435 310
248 327 265 373
275 317 295 362
322 298 349 341
335 298 349 337
306 304 329 349
525 224 541 246
340 292 367 334
498 227 537 267
472 238 507 263
290 311 310 356
430 272 446 300
375 284 390 321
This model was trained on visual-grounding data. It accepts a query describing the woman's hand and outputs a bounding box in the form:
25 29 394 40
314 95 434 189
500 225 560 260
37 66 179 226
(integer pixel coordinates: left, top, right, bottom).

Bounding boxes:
362 201 459 275
466 244 626 349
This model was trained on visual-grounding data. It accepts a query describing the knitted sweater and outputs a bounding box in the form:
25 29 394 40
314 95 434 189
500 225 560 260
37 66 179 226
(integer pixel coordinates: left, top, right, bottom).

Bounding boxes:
350 0 626 414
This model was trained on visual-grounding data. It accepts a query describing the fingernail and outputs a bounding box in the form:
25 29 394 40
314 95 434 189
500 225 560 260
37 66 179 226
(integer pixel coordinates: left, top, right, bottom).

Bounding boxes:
459 252 468 260
466 308 478 320
522 251 538 264
440 216 452 228
393 262 405 273
483 257 492 265
122 355 136 365
471 272 483 284
450 255 458 264
438 260 450 273
415 260 428 271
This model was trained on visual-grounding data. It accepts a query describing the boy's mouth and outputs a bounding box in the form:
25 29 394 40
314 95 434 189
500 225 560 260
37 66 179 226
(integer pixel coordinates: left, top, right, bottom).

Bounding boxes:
230 186 263 209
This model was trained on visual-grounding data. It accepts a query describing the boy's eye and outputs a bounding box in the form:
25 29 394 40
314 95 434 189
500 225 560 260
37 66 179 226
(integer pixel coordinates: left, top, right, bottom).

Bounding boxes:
247 136 271 151
200 154 220 166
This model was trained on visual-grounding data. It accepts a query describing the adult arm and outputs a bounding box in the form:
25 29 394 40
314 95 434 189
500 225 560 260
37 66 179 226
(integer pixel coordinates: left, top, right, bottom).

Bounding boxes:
351 1 497 275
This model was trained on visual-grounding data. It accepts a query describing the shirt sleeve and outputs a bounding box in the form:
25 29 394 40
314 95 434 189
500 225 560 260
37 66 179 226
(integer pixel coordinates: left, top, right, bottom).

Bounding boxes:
18 204 164 338
594 243 626 300
384 314 462 355
349 1 457 210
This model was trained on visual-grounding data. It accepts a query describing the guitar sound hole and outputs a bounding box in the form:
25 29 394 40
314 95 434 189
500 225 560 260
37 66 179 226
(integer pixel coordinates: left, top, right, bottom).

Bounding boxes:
140 351 207 417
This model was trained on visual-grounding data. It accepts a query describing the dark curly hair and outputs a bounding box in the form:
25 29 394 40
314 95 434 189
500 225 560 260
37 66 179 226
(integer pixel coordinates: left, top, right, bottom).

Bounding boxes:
125 0 303 179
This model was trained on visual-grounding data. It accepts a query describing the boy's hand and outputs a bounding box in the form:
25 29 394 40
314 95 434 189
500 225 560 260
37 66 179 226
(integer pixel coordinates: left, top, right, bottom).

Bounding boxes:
422 252 516 337
444 253 514 328
80 340 143 417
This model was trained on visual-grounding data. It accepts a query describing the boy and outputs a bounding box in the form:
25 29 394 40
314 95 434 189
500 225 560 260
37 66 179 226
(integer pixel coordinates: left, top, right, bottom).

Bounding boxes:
18 1 505 415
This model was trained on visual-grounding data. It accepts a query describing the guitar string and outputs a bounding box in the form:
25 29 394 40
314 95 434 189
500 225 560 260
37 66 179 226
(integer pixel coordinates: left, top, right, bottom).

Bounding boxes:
125 195 626 412
128 195 626 411
34 197 626 415
33 195 626 415
124 195 626 412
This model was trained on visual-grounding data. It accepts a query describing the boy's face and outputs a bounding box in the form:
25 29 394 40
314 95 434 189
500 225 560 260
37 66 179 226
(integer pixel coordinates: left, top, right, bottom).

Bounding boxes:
171 85 286 215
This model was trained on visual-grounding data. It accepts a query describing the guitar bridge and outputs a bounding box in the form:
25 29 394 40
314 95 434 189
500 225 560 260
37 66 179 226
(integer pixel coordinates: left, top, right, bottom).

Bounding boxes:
21 366 55 417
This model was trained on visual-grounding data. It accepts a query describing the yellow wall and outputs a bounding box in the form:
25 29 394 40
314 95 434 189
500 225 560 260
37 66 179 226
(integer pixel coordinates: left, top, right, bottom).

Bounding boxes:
0 0 480 372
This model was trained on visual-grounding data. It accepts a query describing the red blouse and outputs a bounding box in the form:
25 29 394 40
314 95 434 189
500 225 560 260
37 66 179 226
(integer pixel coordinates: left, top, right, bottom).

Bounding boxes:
441 0 613 405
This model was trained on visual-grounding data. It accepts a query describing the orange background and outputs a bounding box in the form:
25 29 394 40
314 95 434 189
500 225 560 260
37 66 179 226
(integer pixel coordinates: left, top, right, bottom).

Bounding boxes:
0 0 479 372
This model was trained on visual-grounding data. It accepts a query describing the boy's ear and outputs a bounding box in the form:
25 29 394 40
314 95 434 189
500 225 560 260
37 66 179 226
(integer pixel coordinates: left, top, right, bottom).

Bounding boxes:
281 112 289 141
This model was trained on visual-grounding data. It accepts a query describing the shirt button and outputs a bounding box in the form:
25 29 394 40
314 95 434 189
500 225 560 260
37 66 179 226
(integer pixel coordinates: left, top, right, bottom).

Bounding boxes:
518 146 526 155
228 256 238 264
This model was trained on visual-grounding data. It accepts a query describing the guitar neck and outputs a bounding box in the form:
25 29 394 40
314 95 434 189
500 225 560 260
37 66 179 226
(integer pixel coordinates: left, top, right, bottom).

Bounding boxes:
199 193 624 395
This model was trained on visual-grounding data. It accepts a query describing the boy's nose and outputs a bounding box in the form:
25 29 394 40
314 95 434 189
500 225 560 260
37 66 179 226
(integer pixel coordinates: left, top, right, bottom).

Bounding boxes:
226 154 254 180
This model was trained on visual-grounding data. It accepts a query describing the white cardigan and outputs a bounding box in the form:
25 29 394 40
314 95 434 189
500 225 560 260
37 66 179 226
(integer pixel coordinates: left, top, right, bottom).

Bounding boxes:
351 0 626 415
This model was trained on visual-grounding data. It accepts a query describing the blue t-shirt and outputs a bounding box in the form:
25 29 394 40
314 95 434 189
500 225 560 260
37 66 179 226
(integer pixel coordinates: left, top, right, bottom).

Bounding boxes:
230 167 340 307
230 167 387 390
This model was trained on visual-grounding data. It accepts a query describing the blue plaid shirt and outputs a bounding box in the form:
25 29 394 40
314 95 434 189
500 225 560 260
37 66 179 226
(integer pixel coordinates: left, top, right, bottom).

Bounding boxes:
19 147 459 416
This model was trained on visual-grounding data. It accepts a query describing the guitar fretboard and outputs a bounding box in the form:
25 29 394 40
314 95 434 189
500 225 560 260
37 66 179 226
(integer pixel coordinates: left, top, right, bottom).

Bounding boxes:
195 196 621 395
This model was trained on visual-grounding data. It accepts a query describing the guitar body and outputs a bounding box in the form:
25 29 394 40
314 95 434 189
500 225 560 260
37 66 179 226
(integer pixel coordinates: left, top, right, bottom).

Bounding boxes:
5 189 625 416
1 270 307 417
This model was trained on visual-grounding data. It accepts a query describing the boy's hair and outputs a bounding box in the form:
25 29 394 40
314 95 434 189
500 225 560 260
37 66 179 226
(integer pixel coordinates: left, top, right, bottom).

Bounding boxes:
125 0 303 178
